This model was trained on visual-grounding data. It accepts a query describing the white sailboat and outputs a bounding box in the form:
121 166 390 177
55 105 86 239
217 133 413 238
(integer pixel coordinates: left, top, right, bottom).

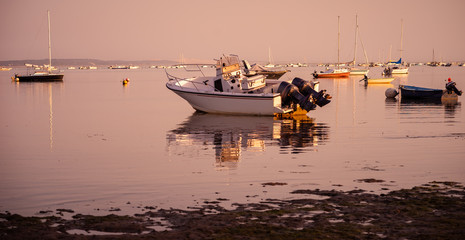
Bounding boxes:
387 19 408 75
264 47 275 68
349 14 369 76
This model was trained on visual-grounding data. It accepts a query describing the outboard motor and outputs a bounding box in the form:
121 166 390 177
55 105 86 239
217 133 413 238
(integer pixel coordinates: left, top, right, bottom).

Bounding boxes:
446 80 462 96
291 78 332 107
383 67 392 76
277 81 317 111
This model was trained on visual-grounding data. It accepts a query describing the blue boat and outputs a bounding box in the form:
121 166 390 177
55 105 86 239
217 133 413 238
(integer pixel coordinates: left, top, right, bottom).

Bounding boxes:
399 85 444 99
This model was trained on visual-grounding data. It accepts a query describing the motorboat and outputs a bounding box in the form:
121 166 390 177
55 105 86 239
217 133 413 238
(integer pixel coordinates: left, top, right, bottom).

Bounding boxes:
383 65 409 75
242 59 288 79
165 54 331 116
312 68 350 78
391 65 409 74
399 81 462 100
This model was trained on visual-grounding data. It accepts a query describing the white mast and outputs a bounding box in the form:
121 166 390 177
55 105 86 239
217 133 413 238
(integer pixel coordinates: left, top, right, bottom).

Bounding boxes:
337 16 340 68
352 14 358 66
47 10 52 73
400 18 404 63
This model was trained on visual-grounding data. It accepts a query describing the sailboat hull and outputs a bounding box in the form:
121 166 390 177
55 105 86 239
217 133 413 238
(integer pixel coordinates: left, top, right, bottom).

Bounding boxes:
349 69 369 75
15 74 64 82
13 11 63 83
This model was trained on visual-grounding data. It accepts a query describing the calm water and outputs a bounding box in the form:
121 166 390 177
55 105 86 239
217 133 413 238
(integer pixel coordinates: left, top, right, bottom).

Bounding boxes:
1 66 464 216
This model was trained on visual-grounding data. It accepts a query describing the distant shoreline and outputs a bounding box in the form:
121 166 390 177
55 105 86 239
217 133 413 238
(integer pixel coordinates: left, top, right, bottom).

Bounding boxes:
0 59 179 67
2 59 464 68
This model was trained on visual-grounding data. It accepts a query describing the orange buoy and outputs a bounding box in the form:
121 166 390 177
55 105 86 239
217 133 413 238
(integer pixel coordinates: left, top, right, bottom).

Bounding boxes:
122 78 130 85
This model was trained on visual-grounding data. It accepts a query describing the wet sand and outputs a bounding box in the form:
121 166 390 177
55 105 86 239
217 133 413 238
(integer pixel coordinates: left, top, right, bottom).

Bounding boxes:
1 181 464 239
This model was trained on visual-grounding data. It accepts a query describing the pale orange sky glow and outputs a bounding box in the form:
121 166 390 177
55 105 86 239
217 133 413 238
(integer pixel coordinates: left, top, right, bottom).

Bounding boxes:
1 0 464 63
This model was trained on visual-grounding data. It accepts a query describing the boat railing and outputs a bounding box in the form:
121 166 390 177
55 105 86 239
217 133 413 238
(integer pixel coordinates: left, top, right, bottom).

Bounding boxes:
165 66 219 92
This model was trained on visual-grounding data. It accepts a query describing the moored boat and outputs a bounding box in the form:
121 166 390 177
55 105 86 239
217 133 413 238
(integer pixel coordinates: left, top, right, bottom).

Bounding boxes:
349 15 370 76
13 11 63 82
314 16 350 79
399 85 444 99
349 68 369 75
360 75 394 84
391 66 409 74
242 60 288 79
165 54 331 116
313 68 350 78
14 72 63 82
399 81 462 100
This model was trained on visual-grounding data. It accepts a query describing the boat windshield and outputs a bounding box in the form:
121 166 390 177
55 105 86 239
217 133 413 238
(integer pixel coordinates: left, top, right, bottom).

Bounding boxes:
217 55 241 74
216 55 240 68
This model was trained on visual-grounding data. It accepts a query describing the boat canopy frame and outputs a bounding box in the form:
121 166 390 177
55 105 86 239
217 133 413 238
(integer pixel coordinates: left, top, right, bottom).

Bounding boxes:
165 65 221 92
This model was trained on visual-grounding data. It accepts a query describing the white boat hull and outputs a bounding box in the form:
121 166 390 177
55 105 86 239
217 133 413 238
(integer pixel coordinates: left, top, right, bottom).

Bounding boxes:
366 77 395 84
392 68 409 74
167 82 289 115
349 69 369 75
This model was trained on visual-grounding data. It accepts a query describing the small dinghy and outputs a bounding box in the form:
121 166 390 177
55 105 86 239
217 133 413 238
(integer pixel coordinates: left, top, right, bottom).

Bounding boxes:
399 85 444 99
386 78 462 102
360 75 395 85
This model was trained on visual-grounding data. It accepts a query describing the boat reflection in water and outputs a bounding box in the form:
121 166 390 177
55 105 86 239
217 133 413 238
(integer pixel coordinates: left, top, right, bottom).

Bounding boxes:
14 81 63 151
385 95 460 120
166 112 329 169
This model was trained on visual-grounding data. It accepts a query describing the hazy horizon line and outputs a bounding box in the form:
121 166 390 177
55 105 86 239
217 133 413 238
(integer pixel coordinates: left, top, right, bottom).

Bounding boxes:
2 57 464 66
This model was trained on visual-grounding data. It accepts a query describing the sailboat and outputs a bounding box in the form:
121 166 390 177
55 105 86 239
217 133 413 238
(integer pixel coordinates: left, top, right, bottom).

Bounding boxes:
349 15 369 76
427 49 439 67
386 19 408 75
13 10 63 82
313 16 350 78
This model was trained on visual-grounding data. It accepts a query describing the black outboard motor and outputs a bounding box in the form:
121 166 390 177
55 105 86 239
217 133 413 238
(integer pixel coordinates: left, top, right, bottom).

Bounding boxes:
383 67 392 76
446 80 462 96
277 81 317 111
291 77 332 107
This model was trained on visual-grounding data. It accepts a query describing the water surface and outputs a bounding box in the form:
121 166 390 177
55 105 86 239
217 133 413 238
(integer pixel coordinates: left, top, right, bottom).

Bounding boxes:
0 66 464 216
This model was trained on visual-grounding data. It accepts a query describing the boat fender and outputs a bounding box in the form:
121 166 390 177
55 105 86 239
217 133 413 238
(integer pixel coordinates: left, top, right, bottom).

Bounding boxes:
385 88 398 98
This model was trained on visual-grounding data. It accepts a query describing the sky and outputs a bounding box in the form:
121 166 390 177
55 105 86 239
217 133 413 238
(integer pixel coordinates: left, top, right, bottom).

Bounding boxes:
1 0 464 63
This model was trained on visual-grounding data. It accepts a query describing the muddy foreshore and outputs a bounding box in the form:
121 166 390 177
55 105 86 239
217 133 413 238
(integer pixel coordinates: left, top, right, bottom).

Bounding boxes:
1 181 464 239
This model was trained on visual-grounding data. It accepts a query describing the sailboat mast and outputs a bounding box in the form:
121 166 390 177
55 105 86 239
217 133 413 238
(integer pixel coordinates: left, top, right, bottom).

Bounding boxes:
268 46 272 65
432 48 435 63
389 45 392 62
47 10 52 73
353 15 358 66
400 19 403 62
337 16 340 68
